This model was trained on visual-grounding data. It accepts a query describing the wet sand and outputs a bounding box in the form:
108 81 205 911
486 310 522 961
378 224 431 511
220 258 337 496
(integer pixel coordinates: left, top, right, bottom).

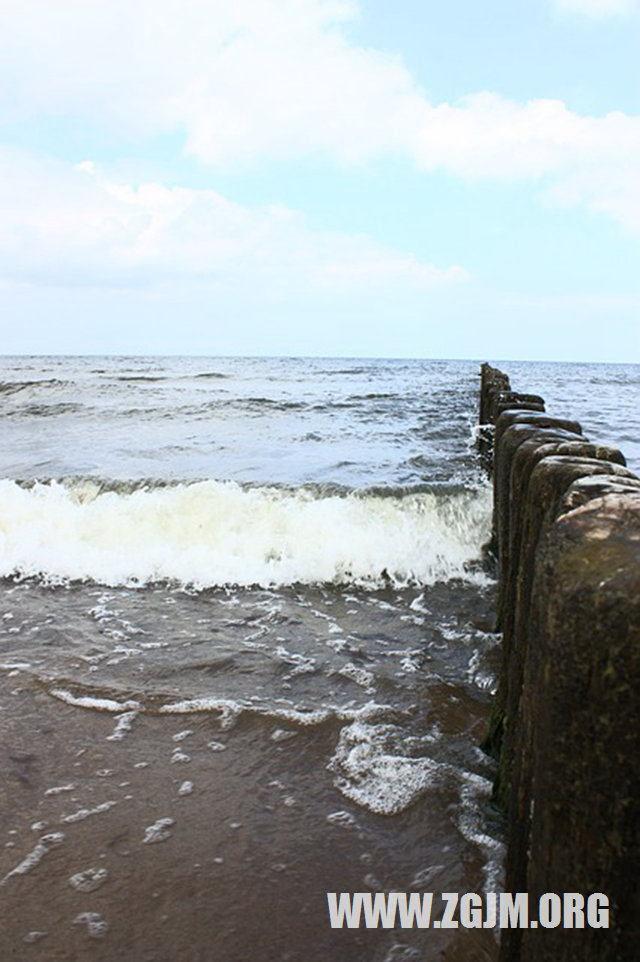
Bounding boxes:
1 672 501 961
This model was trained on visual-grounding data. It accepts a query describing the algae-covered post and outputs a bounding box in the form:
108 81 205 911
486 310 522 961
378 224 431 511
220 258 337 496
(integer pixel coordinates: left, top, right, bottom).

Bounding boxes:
479 363 640 962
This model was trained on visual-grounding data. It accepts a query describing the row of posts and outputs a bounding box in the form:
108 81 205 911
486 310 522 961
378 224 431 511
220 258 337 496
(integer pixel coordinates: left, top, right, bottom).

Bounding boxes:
479 362 640 962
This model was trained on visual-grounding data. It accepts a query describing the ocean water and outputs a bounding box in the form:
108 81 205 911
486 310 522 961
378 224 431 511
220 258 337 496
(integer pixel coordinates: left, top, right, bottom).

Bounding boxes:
0 355 637 960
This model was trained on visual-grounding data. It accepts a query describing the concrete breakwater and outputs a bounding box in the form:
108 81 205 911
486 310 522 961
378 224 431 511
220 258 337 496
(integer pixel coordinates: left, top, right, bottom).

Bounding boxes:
479 363 640 962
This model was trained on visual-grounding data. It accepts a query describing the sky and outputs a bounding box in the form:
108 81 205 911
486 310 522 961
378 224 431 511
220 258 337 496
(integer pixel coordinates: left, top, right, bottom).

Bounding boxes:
0 0 638 361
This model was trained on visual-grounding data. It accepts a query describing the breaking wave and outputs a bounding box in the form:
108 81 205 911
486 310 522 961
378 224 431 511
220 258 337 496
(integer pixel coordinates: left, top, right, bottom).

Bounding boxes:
0 478 491 589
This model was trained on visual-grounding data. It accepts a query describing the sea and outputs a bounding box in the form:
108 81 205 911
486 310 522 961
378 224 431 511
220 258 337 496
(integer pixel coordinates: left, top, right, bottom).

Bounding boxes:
0 355 638 961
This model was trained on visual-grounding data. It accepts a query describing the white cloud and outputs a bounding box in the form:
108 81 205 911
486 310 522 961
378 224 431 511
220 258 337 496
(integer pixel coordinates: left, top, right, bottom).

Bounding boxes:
0 0 638 231
0 149 464 293
415 96 638 177
543 161 640 234
0 0 424 163
550 0 637 18
414 95 640 231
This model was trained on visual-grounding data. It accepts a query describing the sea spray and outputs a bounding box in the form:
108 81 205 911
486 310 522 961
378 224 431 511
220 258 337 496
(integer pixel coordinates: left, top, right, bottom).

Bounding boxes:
0 478 491 588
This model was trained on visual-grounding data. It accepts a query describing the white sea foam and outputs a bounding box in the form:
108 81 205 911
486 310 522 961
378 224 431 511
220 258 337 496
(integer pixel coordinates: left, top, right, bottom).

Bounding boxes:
106 710 138 741
326 810 358 829
338 662 376 692
270 728 298 742
456 767 505 893
142 818 174 844
0 832 65 887
73 912 109 939
46 681 398 734
49 689 141 713
275 646 316 676
61 801 117 824
157 695 393 729
327 722 446 815
172 730 194 742
0 478 491 589
69 867 109 892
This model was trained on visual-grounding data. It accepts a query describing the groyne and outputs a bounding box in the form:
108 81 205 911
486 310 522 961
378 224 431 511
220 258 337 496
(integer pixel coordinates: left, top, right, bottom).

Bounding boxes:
479 363 640 962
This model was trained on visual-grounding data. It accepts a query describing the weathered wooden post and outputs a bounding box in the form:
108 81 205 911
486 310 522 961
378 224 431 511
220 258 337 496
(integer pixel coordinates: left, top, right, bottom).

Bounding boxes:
479 363 640 961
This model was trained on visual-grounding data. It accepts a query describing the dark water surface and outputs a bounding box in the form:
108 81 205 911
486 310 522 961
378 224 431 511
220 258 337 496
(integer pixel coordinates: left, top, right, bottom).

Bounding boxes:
0 356 637 960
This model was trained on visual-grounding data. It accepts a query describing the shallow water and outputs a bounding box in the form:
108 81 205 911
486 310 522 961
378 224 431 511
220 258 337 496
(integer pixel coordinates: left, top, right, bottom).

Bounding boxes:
0 355 637 960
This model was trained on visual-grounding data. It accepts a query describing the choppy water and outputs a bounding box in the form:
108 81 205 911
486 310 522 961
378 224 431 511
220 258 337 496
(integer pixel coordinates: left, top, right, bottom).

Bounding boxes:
0 355 637 960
